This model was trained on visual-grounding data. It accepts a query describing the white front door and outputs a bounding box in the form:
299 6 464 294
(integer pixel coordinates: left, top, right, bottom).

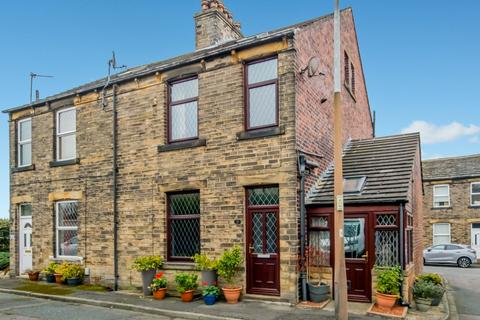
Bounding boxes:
472 223 480 251
19 204 32 274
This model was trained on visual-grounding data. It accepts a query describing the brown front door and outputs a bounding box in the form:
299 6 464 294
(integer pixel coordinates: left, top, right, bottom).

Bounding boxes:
344 214 371 302
245 187 280 296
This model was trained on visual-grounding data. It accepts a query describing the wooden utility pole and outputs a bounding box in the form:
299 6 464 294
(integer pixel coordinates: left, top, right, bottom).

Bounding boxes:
333 0 348 319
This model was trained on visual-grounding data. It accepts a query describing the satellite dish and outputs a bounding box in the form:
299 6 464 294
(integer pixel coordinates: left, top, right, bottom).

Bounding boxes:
307 57 320 77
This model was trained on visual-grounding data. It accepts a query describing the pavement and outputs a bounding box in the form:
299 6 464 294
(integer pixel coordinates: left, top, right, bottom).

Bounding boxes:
425 264 480 320
0 278 370 320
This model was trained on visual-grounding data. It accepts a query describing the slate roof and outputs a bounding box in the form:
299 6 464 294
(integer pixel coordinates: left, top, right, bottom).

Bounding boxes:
306 133 420 205
2 9 348 114
422 154 480 181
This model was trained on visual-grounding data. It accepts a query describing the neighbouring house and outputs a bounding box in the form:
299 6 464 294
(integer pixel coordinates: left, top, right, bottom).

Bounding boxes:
3 0 410 304
306 133 424 303
422 154 480 252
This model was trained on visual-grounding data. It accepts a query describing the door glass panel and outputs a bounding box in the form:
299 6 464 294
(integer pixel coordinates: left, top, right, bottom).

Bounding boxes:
311 216 328 228
252 213 263 253
20 204 32 216
266 213 277 253
344 218 366 258
24 234 27 247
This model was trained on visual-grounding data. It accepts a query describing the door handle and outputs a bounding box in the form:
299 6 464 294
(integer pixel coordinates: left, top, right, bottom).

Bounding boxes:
361 251 368 259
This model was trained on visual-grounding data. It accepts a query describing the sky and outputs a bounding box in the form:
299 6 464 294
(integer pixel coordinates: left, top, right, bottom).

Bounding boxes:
1 0 479 218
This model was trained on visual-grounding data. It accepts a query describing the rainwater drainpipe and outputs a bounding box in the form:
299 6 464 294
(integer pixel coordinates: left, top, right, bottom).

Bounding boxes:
399 202 408 306
298 154 307 301
112 84 119 291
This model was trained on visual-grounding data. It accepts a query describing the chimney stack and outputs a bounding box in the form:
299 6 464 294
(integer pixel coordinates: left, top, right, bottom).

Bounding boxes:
195 0 243 50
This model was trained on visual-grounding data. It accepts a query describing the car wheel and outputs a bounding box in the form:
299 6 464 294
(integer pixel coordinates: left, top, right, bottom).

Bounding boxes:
457 257 471 268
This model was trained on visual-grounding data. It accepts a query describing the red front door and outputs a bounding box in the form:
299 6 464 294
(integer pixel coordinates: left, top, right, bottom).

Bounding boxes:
245 187 280 296
344 214 372 302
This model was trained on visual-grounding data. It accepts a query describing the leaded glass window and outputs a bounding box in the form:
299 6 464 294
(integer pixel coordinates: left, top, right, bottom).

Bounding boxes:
375 229 399 266
168 192 200 260
169 78 198 142
246 58 278 130
308 215 331 266
56 201 78 257
247 186 279 206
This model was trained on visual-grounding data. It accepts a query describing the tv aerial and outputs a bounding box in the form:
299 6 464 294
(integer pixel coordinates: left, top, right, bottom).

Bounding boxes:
30 72 54 103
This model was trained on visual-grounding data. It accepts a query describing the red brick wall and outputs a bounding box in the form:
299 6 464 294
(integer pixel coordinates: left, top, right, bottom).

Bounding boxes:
294 8 374 192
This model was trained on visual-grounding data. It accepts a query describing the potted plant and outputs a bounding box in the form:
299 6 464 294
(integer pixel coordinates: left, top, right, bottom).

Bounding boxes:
149 272 167 300
413 279 435 312
430 283 445 307
26 269 40 281
193 253 218 286
217 246 243 304
54 263 66 284
375 266 402 309
175 272 198 302
62 263 84 286
416 273 444 306
131 255 164 296
43 262 58 283
202 285 220 305
306 246 331 302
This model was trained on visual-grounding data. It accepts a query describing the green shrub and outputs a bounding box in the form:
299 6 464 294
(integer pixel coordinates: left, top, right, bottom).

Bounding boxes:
375 266 402 296
57 262 84 280
217 246 243 287
413 279 436 299
43 262 58 274
193 254 217 271
0 219 9 252
175 272 198 293
202 285 220 297
0 252 9 270
416 273 443 286
131 256 164 272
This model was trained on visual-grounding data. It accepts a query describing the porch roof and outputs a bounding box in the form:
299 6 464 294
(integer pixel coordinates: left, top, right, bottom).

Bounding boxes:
306 133 420 205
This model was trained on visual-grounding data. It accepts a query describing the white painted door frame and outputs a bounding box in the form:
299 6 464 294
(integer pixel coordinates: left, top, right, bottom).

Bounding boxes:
19 204 32 274
471 223 480 251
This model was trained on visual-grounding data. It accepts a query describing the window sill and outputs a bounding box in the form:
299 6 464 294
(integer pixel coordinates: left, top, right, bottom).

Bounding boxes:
468 205 480 209
430 207 452 210
11 165 35 173
158 138 207 153
49 158 80 168
49 256 83 263
236 126 285 141
163 262 195 271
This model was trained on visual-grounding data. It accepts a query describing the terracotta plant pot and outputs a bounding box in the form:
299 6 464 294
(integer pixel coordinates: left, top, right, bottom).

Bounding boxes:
376 292 398 309
153 288 167 300
28 271 40 281
54 273 63 284
180 290 194 302
222 287 242 304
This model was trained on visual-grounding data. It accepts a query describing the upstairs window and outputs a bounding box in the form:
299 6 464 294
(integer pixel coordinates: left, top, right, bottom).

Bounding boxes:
17 118 32 167
344 51 356 96
471 182 480 206
56 107 76 161
433 185 450 208
168 78 198 142
246 57 278 130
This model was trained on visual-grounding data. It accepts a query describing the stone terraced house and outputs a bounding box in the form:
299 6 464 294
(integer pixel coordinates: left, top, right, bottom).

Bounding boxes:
3 0 421 304
422 154 480 252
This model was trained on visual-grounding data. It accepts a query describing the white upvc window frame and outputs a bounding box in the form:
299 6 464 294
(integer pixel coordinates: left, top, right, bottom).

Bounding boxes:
55 200 79 259
433 184 450 208
17 118 32 167
471 182 480 207
56 107 76 161
433 223 451 245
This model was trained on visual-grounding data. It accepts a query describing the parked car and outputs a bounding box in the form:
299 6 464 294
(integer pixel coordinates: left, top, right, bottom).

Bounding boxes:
423 244 477 268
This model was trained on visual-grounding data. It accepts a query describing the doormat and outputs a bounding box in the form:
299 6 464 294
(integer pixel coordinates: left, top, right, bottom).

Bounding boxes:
297 299 330 309
367 303 408 319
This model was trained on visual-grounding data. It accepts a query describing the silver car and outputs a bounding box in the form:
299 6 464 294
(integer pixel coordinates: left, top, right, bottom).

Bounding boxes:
423 244 477 268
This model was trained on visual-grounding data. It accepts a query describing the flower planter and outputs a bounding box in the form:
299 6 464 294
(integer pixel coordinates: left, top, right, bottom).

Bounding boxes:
307 283 330 303
415 297 432 312
141 269 156 296
222 287 242 304
28 272 40 281
66 278 82 286
376 292 398 309
203 294 216 305
46 274 56 283
201 270 218 286
153 288 166 300
431 291 444 306
54 273 63 284
180 290 194 302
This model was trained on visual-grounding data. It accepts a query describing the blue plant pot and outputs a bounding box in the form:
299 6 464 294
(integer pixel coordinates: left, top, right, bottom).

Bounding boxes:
203 295 217 305
46 274 56 283
66 278 82 286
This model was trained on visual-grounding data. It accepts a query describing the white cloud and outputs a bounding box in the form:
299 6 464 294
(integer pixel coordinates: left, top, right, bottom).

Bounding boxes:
401 121 480 144
469 136 480 144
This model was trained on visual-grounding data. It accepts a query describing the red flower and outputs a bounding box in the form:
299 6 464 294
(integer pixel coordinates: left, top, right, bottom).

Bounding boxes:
155 272 164 279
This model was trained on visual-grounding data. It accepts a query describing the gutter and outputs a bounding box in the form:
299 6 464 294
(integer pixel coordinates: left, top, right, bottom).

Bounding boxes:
112 84 119 291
